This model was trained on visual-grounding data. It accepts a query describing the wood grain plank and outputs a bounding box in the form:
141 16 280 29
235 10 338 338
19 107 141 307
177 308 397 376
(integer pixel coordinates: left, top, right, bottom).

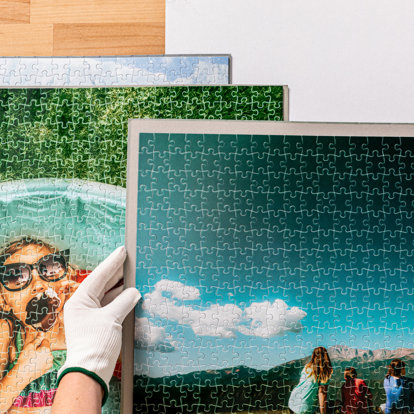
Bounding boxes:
0 0 30 23
53 23 164 56
31 0 164 24
0 24 53 55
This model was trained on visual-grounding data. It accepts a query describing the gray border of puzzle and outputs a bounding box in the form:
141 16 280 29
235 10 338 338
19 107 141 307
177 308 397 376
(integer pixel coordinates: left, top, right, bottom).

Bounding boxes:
123 119 414 412
122 120 140 413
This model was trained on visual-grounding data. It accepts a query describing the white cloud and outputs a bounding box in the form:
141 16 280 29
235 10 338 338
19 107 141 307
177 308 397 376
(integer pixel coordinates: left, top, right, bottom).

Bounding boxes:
237 300 307 338
173 59 229 85
83 57 229 85
143 280 306 339
134 317 176 352
144 280 242 338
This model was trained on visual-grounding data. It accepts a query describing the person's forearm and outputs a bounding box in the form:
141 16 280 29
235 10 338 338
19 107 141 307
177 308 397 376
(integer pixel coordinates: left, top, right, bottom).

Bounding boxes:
52 372 103 414
319 390 327 414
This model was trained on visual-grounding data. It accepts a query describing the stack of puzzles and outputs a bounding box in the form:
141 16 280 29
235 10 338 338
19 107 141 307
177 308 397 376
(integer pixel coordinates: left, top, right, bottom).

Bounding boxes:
0 55 411 414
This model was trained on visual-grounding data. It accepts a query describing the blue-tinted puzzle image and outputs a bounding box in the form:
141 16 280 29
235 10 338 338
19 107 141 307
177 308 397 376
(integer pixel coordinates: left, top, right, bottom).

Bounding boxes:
134 132 414 413
0 56 230 86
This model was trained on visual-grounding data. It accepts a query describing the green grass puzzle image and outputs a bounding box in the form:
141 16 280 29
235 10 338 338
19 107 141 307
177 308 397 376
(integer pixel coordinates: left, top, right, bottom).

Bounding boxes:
0 86 284 185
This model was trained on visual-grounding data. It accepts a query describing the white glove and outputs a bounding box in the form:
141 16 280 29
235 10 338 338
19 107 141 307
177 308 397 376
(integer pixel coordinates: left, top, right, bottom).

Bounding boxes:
57 246 141 404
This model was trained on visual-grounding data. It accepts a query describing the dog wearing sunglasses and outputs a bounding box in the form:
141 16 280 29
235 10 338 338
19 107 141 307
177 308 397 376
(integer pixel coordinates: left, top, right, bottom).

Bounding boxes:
0 237 79 413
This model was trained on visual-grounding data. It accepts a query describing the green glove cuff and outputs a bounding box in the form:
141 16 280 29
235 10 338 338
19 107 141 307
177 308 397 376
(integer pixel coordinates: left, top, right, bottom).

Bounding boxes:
56 367 109 405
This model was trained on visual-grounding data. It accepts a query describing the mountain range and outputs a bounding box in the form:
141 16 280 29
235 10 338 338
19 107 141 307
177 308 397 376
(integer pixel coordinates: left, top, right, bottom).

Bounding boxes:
327 345 414 362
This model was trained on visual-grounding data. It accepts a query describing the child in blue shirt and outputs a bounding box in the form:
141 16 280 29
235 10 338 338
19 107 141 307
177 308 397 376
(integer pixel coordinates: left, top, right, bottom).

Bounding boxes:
384 359 414 414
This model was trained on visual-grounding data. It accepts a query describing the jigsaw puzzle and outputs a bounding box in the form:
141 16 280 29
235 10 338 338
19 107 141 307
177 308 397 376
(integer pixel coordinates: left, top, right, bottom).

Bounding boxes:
0 86 285 413
0 56 231 86
126 120 414 414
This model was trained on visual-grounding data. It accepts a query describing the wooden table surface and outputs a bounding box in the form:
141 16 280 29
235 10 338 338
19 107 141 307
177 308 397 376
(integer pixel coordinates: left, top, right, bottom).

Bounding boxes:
0 0 165 56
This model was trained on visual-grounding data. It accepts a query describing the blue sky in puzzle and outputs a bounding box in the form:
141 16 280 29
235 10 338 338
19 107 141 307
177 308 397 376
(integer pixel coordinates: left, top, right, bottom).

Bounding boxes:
134 133 414 378
0 56 230 86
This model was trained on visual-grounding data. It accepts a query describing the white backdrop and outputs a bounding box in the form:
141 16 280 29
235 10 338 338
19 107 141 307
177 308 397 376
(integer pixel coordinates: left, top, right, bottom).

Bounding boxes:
167 0 414 122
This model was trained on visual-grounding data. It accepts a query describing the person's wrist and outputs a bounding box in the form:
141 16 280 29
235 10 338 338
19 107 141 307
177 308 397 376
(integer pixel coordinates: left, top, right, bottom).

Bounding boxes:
58 371 104 397
57 368 108 404
52 371 104 413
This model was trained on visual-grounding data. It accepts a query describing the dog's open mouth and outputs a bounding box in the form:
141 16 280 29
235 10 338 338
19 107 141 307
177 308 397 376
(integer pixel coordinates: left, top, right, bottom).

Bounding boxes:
25 288 61 331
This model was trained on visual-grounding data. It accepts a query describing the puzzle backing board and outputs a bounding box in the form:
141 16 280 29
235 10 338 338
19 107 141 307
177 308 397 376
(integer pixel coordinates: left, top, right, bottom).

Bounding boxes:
126 120 414 413
0 86 285 413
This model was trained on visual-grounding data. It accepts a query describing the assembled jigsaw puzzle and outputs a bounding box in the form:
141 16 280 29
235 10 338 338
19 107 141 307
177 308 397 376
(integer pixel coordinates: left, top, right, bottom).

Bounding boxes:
0 56 231 86
0 86 284 413
126 120 414 414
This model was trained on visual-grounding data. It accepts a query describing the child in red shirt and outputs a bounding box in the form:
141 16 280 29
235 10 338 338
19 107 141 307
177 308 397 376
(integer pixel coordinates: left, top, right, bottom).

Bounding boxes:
342 367 373 414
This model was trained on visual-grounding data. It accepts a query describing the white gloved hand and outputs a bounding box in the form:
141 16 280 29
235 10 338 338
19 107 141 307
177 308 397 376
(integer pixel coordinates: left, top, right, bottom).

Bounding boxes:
57 246 140 404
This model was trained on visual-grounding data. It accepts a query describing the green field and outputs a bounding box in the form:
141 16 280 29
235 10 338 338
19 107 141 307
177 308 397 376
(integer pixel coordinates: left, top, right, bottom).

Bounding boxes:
0 86 284 186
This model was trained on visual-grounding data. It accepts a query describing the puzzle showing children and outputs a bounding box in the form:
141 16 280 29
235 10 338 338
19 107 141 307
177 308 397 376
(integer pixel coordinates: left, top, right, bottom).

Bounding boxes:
128 121 414 413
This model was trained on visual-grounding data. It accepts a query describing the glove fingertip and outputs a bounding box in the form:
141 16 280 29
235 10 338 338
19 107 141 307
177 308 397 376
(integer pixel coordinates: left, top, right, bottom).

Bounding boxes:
114 245 127 260
123 287 141 308
105 287 141 323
